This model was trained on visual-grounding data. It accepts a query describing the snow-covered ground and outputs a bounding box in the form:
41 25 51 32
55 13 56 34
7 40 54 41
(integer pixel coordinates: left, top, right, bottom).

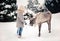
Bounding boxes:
0 0 60 41
0 13 60 41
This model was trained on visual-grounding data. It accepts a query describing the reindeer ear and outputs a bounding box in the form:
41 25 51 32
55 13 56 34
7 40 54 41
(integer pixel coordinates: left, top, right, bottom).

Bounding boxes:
30 14 33 18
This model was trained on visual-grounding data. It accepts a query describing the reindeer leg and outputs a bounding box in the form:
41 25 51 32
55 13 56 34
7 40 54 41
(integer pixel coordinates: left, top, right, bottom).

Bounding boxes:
38 23 41 37
47 20 51 33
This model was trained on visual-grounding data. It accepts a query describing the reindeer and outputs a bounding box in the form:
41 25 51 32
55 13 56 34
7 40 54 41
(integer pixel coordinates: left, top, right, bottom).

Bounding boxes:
30 11 52 37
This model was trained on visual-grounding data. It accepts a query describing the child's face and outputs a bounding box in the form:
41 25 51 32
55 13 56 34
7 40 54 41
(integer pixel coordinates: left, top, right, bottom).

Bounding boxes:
17 5 25 14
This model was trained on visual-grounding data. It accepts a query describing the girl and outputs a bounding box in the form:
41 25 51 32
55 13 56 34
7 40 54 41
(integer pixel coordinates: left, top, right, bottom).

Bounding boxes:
16 5 25 38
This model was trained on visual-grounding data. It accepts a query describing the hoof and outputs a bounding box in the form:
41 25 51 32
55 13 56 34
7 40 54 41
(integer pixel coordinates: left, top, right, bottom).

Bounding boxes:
49 31 51 33
38 34 40 37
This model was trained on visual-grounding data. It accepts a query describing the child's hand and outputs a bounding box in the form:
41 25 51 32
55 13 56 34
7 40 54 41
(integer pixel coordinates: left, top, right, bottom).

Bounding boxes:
21 22 24 24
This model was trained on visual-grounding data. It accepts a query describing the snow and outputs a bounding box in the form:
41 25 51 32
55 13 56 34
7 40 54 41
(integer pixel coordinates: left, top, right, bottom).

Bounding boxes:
17 0 45 9
0 13 60 41
0 0 60 41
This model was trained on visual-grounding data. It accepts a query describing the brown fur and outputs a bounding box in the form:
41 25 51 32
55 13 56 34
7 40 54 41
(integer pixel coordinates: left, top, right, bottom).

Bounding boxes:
30 11 52 37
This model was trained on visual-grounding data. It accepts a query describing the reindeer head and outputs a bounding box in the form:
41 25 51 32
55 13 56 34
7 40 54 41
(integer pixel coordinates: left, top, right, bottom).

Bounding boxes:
30 18 36 26
24 12 33 20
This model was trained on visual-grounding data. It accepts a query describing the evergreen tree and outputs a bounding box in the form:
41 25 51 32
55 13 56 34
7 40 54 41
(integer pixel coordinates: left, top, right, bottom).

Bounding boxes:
27 0 40 13
33 0 39 5
45 0 60 13
0 0 17 22
27 0 34 9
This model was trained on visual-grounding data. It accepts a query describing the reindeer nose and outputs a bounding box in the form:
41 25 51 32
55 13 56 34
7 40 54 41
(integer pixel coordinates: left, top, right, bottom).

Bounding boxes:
30 23 33 26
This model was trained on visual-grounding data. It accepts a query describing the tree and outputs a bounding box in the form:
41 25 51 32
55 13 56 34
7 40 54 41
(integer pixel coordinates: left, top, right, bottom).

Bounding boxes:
27 0 34 9
33 0 39 5
0 0 17 22
45 0 60 13
27 0 40 13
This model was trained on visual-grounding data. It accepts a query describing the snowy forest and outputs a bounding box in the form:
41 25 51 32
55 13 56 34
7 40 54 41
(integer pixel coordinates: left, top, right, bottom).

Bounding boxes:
0 0 60 22
0 0 17 22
